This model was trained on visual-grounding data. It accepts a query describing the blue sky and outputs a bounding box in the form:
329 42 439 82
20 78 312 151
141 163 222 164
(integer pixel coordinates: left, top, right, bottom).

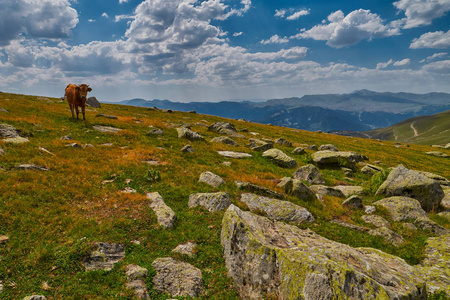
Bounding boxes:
0 0 449 102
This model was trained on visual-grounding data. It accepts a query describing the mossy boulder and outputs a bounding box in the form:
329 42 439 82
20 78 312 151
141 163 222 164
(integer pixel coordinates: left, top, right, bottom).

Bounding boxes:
373 196 428 222
285 179 317 202
221 205 426 299
293 164 325 185
311 150 368 168
262 149 298 168
375 165 444 212
188 192 231 212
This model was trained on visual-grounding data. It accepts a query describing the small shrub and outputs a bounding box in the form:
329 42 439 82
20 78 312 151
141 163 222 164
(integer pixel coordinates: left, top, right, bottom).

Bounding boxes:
145 169 161 183
363 169 390 195
428 291 449 300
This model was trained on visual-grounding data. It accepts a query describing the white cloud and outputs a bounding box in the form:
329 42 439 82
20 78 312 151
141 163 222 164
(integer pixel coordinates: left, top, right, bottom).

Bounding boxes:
260 35 289 45
0 0 78 46
422 60 450 74
119 0 129 3
286 9 310 20
88 19 96 23
410 30 450 49
275 8 309 20
102 12 109 18
115 14 134 22
294 9 400 48
275 9 286 18
420 52 447 63
393 0 450 29
393 58 410 67
233 32 243 37
376 59 394 69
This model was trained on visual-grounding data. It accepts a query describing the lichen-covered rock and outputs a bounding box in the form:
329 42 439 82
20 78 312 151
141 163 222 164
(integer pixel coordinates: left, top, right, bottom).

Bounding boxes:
188 192 231 212
3 137 29 144
198 171 225 188
208 122 244 138
291 147 305 154
277 177 292 189
414 217 449 236
93 125 122 133
240 193 314 224
275 137 292 147
262 149 298 168
172 242 197 257
210 136 238 146
361 164 384 175
176 127 204 140
0 123 20 138
437 211 450 221
416 171 450 187
217 151 252 159
426 151 449 158
376 165 444 212
147 192 176 228
373 196 428 221
180 144 194 152
82 242 125 271
312 150 368 167
147 128 164 135
319 144 338 151
221 205 426 300
236 181 284 199
342 195 363 209
368 227 405 246
15 164 48 171
126 264 150 299
310 185 345 198
249 139 273 151
23 296 47 300
285 179 317 202
293 164 325 185
441 188 450 209
152 257 203 297
334 185 363 197
362 215 390 228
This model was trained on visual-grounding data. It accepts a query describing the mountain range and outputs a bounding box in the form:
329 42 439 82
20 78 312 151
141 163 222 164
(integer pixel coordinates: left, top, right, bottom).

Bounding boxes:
113 90 450 132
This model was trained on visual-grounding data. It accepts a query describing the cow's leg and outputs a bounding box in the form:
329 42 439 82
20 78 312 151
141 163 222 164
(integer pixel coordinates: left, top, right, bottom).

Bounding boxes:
69 104 75 118
75 105 80 120
81 105 86 120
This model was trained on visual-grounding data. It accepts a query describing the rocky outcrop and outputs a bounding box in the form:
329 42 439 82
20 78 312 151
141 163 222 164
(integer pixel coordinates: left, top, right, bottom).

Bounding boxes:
312 150 368 167
262 149 298 168
374 196 428 221
221 205 426 300
342 195 363 209
176 127 204 140
310 185 345 198
249 139 273 151
375 165 444 212
210 136 238 146
217 151 252 159
126 264 150 299
147 128 164 136
0 123 20 138
93 125 122 133
208 122 244 138
82 242 125 271
319 144 338 151
188 192 231 212
172 242 197 257
284 179 318 202
86 97 101 108
293 164 325 185
198 171 225 188
334 185 363 197
152 257 203 297
235 181 284 199
181 145 194 152
240 193 314 224
275 137 292 147
292 147 305 154
147 192 176 228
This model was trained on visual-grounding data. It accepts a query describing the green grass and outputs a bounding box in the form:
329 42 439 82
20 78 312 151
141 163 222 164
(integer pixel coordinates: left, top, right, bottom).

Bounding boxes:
0 92 449 299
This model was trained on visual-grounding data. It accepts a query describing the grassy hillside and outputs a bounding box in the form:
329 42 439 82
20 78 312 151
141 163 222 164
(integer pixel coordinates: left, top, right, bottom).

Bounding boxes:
0 92 449 299
365 110 450 145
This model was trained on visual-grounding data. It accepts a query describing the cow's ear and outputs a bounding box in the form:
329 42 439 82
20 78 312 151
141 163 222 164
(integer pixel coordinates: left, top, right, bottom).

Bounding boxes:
88 87 92 92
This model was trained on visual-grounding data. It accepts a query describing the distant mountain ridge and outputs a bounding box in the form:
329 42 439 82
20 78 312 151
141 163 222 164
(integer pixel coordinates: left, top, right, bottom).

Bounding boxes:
112 90 450 132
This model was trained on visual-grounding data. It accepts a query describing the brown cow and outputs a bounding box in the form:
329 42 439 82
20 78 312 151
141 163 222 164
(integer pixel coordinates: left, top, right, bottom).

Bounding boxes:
64 84 92 120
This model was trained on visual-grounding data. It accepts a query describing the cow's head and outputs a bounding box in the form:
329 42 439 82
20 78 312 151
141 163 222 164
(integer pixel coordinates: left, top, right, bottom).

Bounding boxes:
78 84 92 100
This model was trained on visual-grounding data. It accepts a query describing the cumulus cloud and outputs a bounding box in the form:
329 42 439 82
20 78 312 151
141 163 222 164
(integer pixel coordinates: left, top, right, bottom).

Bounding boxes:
275 8 310 20
286 9 310 20
422 60 450 74
393 58 410 67
0 0 78 46
377 58 410 69
376 59 394 69
233 32 243 37
260 35 289 45
394 0 450 29
293 9 400 48
102 12 109 18
410 30 450 49
420 52 447 63
119 0 129 3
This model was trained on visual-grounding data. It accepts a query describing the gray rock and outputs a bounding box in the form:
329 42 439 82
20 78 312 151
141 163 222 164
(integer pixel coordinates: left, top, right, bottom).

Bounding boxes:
341 167 353 176
147 192 176 228
82 242 125 271
277 177 292 188
180 145 194 153
60 135 73 140
0 123 20 138
15 164 48 171
188 192 231 212
210 136 238 146
364 205 376 214
292 147 306 154
152 257 203 297
176 127 204 141
362 215 390 228
334 185 363 197
312 150 368 167
413 217 449 236
306 144 318 150
403 223 417 231
375 165 444 211
249 139 273 151
188 110 196 114
342 195 364 209
126 264 150 299
373 196 428 222
221 205 426 300
65 142 82 148
284 179 317 202
147 128 164 135
426 151 449 158
208 122 244 138
172 242 197 257
368 227 405 246
0 235 8 244
93 125 122 133
437 211 450 221
199 171 225 188
361 164 384 175
3 137 29 143
86 97 101 108
236 181 284 199
217 151 252 159
23 296 47 300
319 144 339 151
293 164 325 185
0 147 5 155
96 113 118 119
0 107 8 113
445 143 450 149
262 148 298 168
441 188 450 209
330 219 370 232
240 193 314 224
275 137 292 147
310 185 346 198
416 171 450 187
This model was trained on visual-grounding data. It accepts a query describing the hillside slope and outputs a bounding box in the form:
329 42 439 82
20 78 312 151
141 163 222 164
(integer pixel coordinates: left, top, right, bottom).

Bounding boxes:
0 92 449 299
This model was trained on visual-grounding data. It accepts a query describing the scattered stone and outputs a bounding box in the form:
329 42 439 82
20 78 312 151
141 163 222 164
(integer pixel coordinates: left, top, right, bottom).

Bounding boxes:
426 151 449 158
0 147 4 155
277 177 292 189
99 143 113 147
312 150 368 167
3 137 29 144
188 192 231 212
413 217 449 236
65 142 82 148
341 167 353 176
176 127 204 141
121 187 137 193
86 97 101 108
284 179 317 202
221 205 425 300
235 181 284 199
403 223 417 231
198 171 225 188
248 139 273 151
415 235 450 295
310 185 345 198
210 136 238 146
293 164 325 185
0 123 20 138
416 171 450 187
333 185 363 197
217 151 252 159
275 137 292 147
83 144 94 148
330 219 370 232
361 164 384 175
147 192 176 228
369 227 405 246
445 143 450 149
375 165 444 212
262 148 298 168
23 296 47 300
306 144 318 150
152 257 203 297
222 161 231 166
93 125 122 133
292 147 306 154
208 122 244 138
147 128 164 136
172 242 197 257
374 196 428 222
82 242 125 271
15 164 48 171
0 235 9 244
142 160 159 165
361 215 389 228
319 144 339 151
342 195 363 209
126 264 150 299
432 145 444 148
437 211 450 221
364 205 376 214
0 107 8 113
188 110 196 114
96 113 118 119
240 193 314 224
181 145 194 153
